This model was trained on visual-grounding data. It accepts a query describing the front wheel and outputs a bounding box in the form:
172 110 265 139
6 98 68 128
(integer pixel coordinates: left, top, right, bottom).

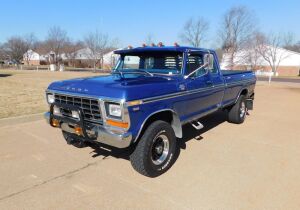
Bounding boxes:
130 120 177 177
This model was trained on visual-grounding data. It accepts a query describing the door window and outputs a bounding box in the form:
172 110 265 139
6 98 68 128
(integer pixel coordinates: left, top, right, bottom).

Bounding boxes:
186 54 207 77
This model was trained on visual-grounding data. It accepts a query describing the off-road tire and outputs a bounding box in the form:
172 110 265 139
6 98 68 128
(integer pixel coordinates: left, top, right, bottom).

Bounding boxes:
228 95 247 124
130 120 177 177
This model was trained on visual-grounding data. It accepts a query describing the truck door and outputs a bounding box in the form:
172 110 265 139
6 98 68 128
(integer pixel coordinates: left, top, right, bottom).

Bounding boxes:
183 52 217 121
208 57 226 107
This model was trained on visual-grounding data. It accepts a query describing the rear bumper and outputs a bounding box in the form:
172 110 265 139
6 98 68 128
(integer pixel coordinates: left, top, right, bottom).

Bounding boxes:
44 112 132 148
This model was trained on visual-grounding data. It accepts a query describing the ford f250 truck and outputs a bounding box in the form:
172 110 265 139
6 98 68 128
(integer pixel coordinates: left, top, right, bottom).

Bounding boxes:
44 45 256 177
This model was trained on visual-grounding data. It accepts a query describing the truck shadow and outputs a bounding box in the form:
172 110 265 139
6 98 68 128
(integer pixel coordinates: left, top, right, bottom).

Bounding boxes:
89 110 228 161
0 74 12 78
179 110 227 149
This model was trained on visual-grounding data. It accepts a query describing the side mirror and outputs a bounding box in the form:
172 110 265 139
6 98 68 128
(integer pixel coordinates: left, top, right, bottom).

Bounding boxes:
204 54 214 70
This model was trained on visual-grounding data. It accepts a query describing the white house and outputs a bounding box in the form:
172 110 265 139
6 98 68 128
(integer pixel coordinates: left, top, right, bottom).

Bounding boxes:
63 48 120 68
23 48 121 69
23 49 47 65
221 45 300 76
103 50 120 68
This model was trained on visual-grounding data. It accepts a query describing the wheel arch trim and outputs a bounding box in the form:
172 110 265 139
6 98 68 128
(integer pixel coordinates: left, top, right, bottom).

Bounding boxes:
133 109 182 143
235 87 249 103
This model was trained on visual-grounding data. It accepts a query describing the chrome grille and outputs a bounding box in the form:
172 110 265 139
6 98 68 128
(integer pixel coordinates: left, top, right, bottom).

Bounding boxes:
54 94 102 123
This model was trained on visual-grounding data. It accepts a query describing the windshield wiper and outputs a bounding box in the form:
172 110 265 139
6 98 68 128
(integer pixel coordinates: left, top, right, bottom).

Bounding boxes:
113 69 154 77
112 69 124 78
136 69 153 77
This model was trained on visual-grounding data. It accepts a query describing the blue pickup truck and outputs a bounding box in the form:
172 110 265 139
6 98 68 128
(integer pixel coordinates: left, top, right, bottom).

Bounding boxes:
45 45 256 177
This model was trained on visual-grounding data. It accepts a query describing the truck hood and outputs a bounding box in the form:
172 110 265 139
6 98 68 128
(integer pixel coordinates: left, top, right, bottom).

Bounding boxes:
47 74 184 101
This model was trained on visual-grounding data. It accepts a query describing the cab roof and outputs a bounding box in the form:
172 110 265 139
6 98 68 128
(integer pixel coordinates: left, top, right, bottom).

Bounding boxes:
114 46 214 54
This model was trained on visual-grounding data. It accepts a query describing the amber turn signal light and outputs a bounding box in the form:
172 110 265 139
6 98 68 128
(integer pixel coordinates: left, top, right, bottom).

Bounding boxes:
74 126 83 136
106 119 129 129
51 119 60 127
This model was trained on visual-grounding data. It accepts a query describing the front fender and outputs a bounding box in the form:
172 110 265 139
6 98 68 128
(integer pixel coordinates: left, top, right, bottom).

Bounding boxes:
127 102 182 142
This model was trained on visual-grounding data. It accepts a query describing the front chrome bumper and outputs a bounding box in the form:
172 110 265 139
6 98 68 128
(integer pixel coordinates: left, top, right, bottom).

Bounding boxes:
44 112 132 148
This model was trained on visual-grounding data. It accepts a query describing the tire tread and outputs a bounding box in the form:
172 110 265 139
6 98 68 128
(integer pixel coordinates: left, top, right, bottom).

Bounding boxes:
130 120 176 177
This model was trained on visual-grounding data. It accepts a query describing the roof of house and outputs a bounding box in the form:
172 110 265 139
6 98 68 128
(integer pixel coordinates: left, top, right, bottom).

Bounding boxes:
221 45 300 69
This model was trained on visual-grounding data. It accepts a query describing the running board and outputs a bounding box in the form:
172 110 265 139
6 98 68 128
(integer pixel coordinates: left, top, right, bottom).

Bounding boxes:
191 121 204 130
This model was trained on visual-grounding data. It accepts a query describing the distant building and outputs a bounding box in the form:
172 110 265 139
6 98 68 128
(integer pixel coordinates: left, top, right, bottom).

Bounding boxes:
24 48 120 69
103 49 120 69
62 48 93 68
62 48 120 69
221 45 300 76
23 49 54 65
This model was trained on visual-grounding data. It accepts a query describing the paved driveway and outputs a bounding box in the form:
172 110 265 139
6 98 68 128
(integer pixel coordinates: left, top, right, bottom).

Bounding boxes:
0 83 300 210
257 76 300 83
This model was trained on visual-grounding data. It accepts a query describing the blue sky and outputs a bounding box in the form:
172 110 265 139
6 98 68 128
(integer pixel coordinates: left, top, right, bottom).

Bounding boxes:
1 0 299 48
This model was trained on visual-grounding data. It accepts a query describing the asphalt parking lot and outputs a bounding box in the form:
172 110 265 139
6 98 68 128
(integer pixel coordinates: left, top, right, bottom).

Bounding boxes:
0 82 300 210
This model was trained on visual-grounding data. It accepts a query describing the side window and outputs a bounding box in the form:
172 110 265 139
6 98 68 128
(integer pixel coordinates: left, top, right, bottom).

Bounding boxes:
186 54 206 77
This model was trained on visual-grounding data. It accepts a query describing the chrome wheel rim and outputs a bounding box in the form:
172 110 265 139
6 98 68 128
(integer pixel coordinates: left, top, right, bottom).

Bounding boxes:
151 134 169 165
240 101 246 118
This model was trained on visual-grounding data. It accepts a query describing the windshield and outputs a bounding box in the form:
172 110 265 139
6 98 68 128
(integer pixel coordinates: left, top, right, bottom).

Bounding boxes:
115 52 183 75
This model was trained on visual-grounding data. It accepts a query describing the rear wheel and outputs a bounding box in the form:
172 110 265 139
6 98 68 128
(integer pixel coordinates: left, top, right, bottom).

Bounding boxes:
227 95 247 124
130 120 177 177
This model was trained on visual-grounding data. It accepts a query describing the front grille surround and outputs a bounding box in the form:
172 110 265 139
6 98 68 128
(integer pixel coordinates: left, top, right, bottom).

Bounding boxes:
54 93 102 123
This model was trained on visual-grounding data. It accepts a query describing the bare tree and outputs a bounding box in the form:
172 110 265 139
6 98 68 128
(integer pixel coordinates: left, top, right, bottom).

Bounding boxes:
3 36 29 67
219 6 256 68
63 41 84 67
44 26 69 65
238 32 265 70
180 17 209 47
284 41 300 53
0 43 6 61
84 31 109 69
23 33 38 65
256 33 290 75
282 32 300 53
282 32 295 47
215 48 224 62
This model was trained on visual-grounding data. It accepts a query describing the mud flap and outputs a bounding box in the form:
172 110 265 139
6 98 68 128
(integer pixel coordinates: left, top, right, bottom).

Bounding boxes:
246 99 253 110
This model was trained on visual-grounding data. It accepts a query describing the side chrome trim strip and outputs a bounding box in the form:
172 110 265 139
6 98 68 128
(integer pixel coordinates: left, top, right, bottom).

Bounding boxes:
140 84 225 104
134 79 255 105
226 79 256 87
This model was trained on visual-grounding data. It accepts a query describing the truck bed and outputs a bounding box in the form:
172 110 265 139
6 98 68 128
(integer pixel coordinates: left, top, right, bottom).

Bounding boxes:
221 70 253 76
